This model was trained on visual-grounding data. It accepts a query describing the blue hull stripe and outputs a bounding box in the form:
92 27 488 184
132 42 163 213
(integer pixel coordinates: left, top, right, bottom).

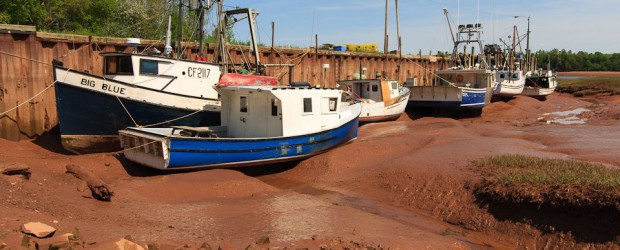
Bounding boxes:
409 88 488 109
166 117 359 168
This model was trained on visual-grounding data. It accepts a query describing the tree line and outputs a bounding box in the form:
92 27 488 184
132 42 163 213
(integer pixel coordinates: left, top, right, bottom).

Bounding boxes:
0 0 241 43
534 49 620 72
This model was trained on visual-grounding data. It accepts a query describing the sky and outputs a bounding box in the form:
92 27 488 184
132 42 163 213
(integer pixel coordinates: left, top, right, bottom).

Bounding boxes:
210 0 619 54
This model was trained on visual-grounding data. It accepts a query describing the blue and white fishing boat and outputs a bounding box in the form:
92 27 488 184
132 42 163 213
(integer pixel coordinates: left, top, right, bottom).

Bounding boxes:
53 50 222 154
53 6 264 154
408 9 494 112
119 85 361 170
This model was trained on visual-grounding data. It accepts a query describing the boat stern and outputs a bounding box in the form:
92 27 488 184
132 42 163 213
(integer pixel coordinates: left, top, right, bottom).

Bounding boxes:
119 130 169 170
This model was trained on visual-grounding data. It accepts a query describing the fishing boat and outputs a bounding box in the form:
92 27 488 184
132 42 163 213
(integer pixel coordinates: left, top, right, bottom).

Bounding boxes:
53 4 264 154
491 26 525 97
119 85 361 170
523 69 558 97
53 50 222 154
339 79 410 122
493 67 525 96
408 9 494 112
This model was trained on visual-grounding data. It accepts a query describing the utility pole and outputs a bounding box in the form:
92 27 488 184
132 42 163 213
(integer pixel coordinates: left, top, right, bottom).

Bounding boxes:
383 0 389 54
395 0 401 57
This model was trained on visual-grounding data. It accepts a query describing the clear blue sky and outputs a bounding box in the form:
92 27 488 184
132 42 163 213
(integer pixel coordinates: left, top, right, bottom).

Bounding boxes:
214 0 618 54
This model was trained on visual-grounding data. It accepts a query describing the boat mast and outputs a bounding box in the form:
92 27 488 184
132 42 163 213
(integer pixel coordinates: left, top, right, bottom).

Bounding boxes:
164 15 172 57
197 0 205 57
443 9 457 67
224 8 262 74
176 0 183 58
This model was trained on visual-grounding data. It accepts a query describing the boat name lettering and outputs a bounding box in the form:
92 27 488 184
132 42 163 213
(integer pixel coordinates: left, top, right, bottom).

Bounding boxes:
101 83 126 95
80 78 95 87
187 67 210 78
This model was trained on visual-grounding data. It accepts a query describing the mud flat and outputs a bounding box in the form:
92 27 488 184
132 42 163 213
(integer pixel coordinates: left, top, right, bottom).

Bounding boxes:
1 92 620 249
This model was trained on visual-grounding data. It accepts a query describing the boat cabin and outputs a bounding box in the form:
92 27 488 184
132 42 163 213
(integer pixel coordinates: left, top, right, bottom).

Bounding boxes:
338 79 401 103
434 69 494 89
217 86 345 138
496 70 522 82
102 52 221 99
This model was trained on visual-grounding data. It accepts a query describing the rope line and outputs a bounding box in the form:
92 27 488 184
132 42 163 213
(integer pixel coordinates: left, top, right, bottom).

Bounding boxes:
0 81 56 117
115 95 139 127
0 51 52 65
111 139 160 156
142 109 203 128
0 68 71 117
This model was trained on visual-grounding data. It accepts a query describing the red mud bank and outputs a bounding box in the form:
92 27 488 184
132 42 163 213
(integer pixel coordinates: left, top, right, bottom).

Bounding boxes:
2 92 620 249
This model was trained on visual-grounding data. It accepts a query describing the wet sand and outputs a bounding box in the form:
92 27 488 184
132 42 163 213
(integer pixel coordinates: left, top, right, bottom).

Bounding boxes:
1 92 620 249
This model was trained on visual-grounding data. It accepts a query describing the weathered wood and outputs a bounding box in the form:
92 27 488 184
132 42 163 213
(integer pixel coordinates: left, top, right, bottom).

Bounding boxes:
65 164 113 201
0 24 36 33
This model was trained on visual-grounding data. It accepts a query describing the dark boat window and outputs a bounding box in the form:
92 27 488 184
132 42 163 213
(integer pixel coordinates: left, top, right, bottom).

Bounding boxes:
240 96 248 113
104 56 133 75
303 98 312 113
271 99 278 116
140 59 159 75
329 97 337 111
372 85 379 92
391 82 398 89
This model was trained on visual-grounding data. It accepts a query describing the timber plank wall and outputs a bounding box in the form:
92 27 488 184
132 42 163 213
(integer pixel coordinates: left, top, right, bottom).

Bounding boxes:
0 24 446 141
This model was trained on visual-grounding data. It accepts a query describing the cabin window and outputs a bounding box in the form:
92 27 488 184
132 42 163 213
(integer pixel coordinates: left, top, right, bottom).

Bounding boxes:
104 56 133 75
391 82 398 90
240 96 248 113
328 97 338 111
303 98 313 113
140 59 159 75
372 85 378 92
500 73 505 79
512 73 519 80
271 99 278 116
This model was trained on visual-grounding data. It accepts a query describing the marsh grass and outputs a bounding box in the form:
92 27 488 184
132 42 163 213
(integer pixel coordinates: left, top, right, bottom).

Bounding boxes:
557 76 620 96
474 154 620 190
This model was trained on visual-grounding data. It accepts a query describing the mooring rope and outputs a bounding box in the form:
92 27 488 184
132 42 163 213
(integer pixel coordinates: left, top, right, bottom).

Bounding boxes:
402 57 459 87
0 51 52 65
111 139 160 156
0 68 72 117
141 109 203 128
0 81 56 117
114 95 139 127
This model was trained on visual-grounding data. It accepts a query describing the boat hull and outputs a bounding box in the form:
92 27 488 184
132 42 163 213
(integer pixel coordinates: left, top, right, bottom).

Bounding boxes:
408 86 490 109
493 80 525 96
359 88 410 122
54 68 220 154
120 117 359 170
521 87 556 97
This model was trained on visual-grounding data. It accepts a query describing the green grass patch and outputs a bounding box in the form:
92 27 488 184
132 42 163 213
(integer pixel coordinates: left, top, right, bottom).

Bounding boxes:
474 154 620 190
557 76 620 96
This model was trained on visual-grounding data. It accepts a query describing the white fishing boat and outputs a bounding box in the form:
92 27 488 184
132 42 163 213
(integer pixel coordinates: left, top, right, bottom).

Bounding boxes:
408 9 495 112
119 85 361 170
339 79 410 122
523 69 558 97
494 68 525 96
